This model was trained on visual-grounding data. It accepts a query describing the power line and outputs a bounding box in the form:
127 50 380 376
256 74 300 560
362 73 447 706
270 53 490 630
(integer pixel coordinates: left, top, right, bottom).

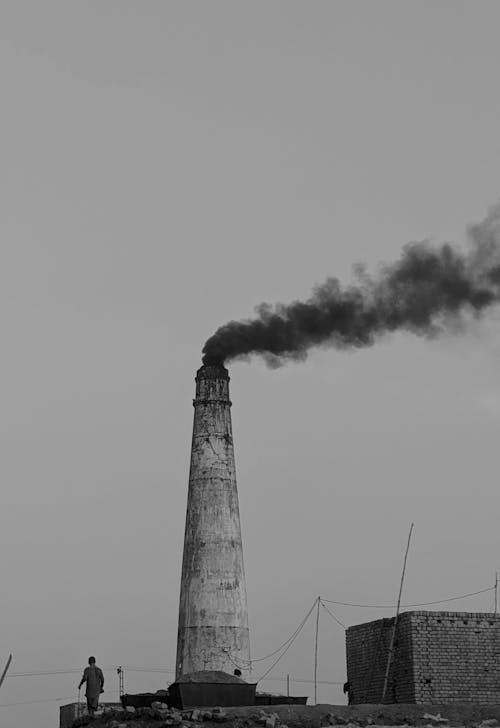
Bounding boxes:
0 695 82 707
9 669 82 678
233 600 319 667
8 665 175 678
260 676 344 686
0 690 120 709
320 600 346 629
251 601 318 664
258 599 317 681
321 585 494 609
4 584 494 698
120 666 175 674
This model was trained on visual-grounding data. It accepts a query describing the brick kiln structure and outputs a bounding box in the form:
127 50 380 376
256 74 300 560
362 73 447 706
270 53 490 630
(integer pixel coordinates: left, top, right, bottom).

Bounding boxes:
346 611 500 704
176 364 251 679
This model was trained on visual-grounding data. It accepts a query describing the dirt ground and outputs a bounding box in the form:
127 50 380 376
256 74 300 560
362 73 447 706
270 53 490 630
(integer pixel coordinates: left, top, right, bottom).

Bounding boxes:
71 702 500 728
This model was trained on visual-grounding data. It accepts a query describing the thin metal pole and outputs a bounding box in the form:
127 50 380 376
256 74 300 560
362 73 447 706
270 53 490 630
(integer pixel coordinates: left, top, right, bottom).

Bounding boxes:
287 674 290 698
0 654 12 690
495 573 498 614
314 596 320 705
381 523 414 703
117 666 124 699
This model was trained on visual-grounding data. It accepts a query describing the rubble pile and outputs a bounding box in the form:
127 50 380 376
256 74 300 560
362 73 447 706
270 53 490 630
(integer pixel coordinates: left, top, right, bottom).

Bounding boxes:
69 704 500 728
70 703 289 728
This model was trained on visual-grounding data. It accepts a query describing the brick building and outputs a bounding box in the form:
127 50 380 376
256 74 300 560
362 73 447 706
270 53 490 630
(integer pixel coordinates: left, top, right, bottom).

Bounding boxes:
346 611 500 704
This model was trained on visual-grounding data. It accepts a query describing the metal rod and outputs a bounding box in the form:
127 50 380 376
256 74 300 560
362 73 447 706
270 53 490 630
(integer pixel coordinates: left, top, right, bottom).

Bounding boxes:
117 666 124 698
381 523 414 703
495 573 498 614
314 596 320 705
0 654 12 690
287 673 290 697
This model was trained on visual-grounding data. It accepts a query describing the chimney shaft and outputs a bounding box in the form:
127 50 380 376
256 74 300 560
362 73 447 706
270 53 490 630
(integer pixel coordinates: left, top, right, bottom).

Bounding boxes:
176 364 251 678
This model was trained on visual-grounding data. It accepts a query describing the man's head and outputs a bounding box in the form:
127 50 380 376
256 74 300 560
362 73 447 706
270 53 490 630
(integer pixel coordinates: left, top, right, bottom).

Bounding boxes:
88 656 96 665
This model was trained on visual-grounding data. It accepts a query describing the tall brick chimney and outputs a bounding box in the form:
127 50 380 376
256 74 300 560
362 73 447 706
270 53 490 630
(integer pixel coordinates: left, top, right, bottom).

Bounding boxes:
176 364 251 678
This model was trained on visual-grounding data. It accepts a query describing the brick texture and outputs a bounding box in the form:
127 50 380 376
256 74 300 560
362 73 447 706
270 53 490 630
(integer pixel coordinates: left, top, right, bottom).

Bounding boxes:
346 611 500 704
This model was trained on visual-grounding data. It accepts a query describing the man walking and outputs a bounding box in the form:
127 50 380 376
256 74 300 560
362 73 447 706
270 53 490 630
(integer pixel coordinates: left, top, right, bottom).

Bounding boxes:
78 656 104 717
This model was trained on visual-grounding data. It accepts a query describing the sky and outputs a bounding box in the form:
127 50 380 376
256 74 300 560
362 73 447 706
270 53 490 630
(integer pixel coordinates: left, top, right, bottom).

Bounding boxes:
1 2 500 726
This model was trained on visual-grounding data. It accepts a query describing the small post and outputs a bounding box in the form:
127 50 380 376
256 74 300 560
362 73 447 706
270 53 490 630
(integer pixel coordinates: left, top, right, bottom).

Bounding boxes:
495 573 498 614
287 673 290 698
314 596 320 705
117 666 124 699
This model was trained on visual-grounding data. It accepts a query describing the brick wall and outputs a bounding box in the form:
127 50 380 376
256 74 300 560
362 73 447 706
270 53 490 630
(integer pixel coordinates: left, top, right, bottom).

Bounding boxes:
346 611 500 704
345 613 415 703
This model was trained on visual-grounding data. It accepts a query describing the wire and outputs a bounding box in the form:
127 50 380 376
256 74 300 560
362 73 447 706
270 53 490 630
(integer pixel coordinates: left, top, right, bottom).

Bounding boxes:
320 600 346 628
9 669 82 677
8 665 175 678
258 600 317 681
0 695 78 707
0 690 120 709
260 676 344 685
120 666 175 674
222 600 320 670
250 600 319 665
321 585 494 609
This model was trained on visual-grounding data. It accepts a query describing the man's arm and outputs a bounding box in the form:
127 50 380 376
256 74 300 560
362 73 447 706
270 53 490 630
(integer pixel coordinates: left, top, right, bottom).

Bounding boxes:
78 668 87 689
98 668 104 690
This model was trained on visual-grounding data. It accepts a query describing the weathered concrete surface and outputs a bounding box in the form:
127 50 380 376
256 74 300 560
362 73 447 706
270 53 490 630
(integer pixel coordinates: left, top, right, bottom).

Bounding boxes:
176 364 250 679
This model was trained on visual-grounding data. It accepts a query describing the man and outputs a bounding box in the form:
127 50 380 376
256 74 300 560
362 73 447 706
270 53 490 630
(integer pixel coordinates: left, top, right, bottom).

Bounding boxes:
343 680 353 704
78 656 104 717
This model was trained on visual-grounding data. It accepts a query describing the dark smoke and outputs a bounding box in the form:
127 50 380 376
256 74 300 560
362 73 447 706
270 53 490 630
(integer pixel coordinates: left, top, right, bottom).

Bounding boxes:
202 206 500 367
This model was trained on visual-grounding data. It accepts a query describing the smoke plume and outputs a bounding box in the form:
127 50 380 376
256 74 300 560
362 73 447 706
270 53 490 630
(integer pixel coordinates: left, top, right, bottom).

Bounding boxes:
202 206 500 367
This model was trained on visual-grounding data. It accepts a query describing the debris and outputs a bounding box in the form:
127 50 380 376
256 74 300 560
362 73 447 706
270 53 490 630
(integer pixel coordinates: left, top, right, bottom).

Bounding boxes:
320 715 333 727
265 712 280 728
165 713 183 726
152 701 169 711
212 708 228 722
422 714 449 725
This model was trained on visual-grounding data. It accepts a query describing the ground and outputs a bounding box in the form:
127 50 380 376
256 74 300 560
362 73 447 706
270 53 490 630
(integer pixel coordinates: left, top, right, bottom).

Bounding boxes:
69 703 500 728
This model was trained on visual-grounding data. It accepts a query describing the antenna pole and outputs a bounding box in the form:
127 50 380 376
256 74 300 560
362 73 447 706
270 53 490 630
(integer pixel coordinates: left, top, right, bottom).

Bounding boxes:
314 596 320 704
117 667 124 700
381 523 414 703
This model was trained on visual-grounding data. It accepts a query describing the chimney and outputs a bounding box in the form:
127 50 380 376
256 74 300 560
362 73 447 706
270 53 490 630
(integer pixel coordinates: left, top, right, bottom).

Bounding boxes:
176 364 251 678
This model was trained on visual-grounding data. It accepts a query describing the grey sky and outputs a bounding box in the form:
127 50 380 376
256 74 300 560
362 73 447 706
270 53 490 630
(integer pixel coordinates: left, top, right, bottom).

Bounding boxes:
1 2 500 726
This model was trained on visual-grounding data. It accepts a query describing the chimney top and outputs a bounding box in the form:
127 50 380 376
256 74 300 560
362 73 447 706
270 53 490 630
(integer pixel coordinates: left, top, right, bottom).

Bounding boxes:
196 363 229 381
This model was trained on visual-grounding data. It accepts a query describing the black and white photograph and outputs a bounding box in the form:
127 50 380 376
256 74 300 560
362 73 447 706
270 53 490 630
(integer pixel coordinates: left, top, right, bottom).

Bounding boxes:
1 3 500 728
